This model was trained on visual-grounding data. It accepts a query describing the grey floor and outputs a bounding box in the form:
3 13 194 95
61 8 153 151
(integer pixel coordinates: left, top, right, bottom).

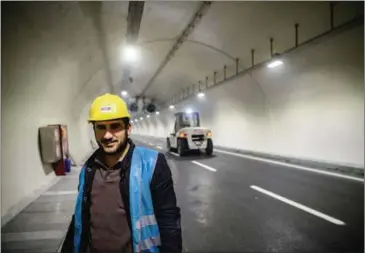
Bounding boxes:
133 136 364 253
1 167 80 253
2 137 364 253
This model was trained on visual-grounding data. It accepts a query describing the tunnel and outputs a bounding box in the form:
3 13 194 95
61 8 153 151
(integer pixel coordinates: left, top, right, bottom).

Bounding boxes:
1 1 364 253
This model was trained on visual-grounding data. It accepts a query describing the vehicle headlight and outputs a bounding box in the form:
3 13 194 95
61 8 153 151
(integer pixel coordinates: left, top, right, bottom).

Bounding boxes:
179 132 187 138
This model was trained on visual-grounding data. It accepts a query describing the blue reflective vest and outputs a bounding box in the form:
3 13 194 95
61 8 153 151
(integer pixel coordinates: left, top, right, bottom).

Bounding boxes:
73 147 161 253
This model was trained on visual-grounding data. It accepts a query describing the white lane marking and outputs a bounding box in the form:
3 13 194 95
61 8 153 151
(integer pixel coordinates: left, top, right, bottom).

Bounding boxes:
191 161 217 172
251 185 346 226
215 149 363 183
169 152 180 157
148 142 154 145
43 191 78 196
156 146 163 150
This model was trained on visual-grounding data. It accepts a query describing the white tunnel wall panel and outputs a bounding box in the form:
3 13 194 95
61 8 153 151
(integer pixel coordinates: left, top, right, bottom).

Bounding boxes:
76 102 99 161
2 11 87 219
134 25 364 167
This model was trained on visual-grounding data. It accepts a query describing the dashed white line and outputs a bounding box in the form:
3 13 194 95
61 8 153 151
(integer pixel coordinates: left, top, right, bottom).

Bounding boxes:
250 185 346 226
191 161 217 172
169 152 180 157
148 142 154 145
215 149 363 182
156 146 163 150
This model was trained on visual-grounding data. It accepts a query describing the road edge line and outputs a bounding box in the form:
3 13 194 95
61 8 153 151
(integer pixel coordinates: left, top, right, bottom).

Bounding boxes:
215 149 363 183
250 185 346 226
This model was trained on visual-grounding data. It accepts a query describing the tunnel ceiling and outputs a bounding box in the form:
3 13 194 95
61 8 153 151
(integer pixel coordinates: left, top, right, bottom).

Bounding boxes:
3 1 362 117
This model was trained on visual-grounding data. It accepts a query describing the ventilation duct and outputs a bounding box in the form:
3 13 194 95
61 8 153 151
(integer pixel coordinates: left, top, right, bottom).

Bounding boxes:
127 96 158 114
129 102 139 112
128 96 139 112
145 103 156 113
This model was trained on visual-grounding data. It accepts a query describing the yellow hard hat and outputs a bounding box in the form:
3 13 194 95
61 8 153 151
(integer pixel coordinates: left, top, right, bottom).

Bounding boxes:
88 93 131 122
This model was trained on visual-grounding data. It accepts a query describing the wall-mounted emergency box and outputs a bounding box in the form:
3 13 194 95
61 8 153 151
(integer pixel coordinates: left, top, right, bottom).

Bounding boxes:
39 125 62 163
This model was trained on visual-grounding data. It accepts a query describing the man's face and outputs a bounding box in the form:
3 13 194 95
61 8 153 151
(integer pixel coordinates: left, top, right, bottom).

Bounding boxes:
94 119 131 155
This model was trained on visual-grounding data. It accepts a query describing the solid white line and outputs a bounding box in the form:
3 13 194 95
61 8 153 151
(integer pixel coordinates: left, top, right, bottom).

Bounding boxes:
43 191 78 196
250 185 346 225
215 149 363 182
156 146 163 150
191 161 217 172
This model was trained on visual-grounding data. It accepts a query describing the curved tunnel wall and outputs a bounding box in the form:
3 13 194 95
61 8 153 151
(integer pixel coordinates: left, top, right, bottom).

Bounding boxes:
1 2 363 225
133 24 364 168
1 5 93 222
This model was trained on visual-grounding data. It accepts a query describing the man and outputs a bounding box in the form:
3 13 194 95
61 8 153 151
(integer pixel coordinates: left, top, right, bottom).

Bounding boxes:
62 93 182 253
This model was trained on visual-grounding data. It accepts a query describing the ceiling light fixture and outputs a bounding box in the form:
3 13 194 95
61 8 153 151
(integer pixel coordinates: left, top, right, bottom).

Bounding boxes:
267 60 283 68
197 92 205 98
122 45 140 63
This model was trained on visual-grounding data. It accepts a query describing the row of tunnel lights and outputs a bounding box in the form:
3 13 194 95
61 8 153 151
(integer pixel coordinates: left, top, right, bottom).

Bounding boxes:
121 45 283 123
130 107 195 123
161 59 283 114
130 111 160 124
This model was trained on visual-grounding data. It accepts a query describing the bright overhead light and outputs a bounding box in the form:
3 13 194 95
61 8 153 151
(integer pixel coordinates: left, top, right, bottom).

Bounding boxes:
130 120 133 123
122 45 139 63
169 105 175 110
197 92 205 98
267 60 283 68
147 115 150 118
140 117 143 120
121 90 128 97
186 108 193 114
156 111 160 115
135 119 138 122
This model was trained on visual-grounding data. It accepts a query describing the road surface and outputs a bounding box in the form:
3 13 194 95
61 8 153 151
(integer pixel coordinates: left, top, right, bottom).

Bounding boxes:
133 136 364 253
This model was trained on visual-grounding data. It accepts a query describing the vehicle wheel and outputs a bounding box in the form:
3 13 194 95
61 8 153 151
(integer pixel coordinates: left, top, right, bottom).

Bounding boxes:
206 139 213 155
166 138 172 152
177 139 186 156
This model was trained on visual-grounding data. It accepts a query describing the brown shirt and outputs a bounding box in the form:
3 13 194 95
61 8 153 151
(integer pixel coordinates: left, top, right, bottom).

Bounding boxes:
89 164 133 253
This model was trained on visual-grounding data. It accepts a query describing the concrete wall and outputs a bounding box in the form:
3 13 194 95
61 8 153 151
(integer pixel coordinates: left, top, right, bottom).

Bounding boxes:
1 7 92 223
133 24 364 168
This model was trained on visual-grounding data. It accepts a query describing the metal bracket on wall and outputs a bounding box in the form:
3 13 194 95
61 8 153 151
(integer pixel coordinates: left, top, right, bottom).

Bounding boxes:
164 14 363 110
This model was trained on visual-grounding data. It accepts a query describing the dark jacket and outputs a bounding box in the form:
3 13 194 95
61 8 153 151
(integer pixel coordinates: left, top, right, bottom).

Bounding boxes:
61 139 182 253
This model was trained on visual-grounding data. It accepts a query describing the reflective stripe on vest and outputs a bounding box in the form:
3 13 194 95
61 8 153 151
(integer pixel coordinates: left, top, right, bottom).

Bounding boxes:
136 215 158 230
136 235 161 252
74 166 86 253
130 147 161 253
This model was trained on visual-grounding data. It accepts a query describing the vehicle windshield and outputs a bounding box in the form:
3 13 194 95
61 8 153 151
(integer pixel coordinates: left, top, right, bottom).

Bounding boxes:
182 113 200 127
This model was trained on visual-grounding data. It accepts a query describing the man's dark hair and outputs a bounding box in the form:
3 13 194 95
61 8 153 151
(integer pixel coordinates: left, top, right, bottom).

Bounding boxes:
121 117 130 127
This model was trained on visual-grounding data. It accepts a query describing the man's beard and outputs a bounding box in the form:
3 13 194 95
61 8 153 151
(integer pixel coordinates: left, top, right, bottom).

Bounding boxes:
98 134 129 156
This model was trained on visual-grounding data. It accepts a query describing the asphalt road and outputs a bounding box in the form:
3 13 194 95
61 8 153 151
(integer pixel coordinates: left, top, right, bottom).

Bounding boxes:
132 136 364 253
